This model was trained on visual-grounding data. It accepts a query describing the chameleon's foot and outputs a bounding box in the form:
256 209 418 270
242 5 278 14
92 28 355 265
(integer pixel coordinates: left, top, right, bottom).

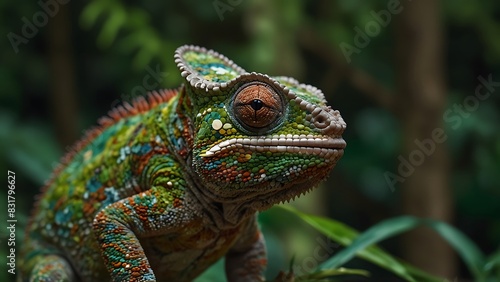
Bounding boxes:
29 255 74 282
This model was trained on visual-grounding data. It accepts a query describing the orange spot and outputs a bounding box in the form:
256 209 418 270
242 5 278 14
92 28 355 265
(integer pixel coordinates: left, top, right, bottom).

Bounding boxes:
83 202 94 215
173 198 182 208
132 271 141 277
97 189 106 201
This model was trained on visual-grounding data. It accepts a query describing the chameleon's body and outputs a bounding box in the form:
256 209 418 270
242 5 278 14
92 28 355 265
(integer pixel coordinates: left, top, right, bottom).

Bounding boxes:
21 46 346 281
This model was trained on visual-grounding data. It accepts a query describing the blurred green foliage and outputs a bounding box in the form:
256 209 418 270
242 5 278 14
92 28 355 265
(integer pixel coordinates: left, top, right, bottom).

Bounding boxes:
1 0 499 281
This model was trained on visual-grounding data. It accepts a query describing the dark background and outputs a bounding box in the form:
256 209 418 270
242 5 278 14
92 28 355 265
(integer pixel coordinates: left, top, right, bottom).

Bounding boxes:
1 0 499 281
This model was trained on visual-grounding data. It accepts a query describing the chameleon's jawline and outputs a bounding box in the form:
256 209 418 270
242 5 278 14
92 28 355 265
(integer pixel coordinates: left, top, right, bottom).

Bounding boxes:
194 150 342 206
201 135 346 158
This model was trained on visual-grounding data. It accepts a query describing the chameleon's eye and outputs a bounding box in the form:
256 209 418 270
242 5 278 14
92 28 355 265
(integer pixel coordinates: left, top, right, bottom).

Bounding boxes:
232 82 284 132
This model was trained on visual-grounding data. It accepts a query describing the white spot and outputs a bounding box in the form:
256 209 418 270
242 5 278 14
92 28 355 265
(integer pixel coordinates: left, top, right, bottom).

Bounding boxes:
210 144 222 152
212 119 223 130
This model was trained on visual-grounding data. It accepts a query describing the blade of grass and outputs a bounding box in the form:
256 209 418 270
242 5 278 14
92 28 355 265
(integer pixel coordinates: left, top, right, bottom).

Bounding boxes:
319 216 420 270
280 206 487 281
424 219 486 280
278 206 421 282
297 267 369 281
484 250 500 273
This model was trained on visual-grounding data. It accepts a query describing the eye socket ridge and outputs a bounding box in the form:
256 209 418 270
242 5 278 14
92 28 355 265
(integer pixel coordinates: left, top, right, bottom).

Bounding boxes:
231 82 286 133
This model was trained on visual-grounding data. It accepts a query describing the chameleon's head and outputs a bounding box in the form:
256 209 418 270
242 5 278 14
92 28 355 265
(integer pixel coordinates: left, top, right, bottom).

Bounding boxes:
175 46 346 210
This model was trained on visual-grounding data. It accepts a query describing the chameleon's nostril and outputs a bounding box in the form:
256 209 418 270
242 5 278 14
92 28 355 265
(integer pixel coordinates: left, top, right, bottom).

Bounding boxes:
293 96 345 136
310 107 346 136
315 116 325 124
312 110 329 128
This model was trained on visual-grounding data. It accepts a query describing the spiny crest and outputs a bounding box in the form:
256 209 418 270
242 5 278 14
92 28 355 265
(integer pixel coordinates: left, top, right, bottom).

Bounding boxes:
98 89 177 126
29 89 178 241
48 89 178 187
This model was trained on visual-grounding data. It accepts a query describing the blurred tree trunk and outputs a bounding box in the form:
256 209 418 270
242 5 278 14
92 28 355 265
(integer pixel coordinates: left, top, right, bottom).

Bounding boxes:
395 0 455 278
46 4 78 147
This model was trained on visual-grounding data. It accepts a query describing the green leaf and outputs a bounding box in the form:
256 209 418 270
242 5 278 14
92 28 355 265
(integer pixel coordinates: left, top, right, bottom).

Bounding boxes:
296 267 369 281
80 1 110 29
97 4 127 48
280 206 487 281
279 206 420 282
424 219 486 280
484 249 500 273
3 122 60 185
320 216 420 270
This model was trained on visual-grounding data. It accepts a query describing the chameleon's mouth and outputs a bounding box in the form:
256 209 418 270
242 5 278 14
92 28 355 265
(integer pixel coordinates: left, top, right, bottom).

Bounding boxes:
200 135 346 158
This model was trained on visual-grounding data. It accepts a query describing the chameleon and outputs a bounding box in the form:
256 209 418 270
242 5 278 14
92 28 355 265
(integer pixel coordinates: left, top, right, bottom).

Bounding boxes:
20 45 346 282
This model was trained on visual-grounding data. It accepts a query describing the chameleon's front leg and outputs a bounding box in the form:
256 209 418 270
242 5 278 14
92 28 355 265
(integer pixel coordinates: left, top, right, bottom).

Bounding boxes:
92 184 178 282
225 217 267 282
93 197 156 281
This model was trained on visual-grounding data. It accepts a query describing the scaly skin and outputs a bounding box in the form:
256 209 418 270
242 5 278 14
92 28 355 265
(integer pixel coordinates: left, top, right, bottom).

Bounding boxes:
20 45 346 282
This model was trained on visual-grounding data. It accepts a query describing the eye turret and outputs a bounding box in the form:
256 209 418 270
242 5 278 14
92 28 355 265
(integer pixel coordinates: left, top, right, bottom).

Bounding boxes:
232 82 284 132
